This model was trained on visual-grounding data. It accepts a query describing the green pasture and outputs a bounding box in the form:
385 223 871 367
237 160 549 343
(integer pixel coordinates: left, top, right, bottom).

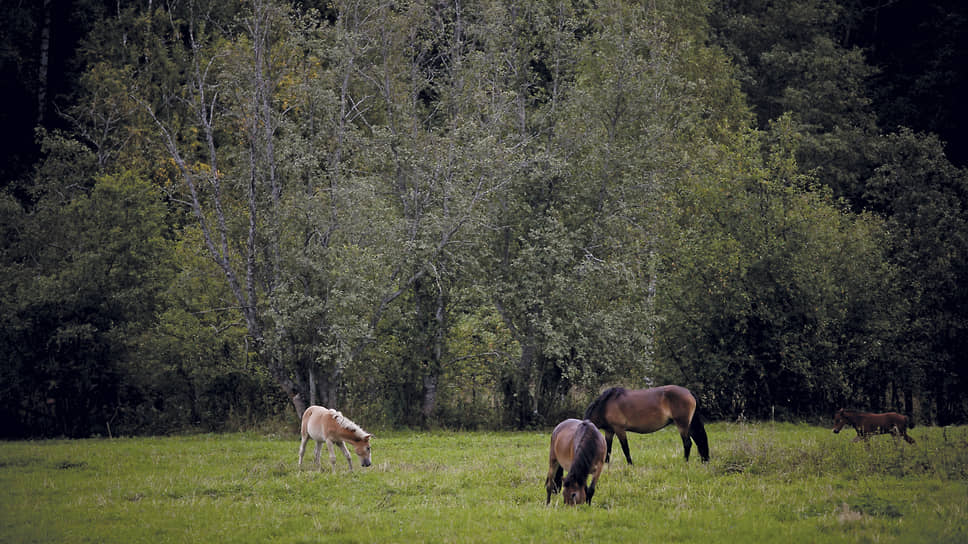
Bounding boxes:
1 422 966 543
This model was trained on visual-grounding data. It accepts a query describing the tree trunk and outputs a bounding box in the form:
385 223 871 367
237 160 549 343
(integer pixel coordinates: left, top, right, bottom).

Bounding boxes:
257 349 307 418
36 0 51 124
420 271 446 422
510 342 537 429
290 391 308 420
422 373 438 421
308 366 317 406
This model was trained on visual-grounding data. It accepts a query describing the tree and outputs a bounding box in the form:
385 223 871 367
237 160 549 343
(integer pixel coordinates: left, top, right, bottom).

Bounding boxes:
0 132 173 436
335 0 523 424
864 129 968 423
708 0 880 207
8 0 966 434
480 0 747 427
654 118 901 419
844 0 968 167
704 0 968 424
135 0 319 417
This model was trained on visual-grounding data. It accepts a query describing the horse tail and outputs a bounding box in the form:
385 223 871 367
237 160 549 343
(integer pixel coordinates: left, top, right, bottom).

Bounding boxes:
906 415 915 429
300 405 315 438
583 387 625 432
688 394 710 463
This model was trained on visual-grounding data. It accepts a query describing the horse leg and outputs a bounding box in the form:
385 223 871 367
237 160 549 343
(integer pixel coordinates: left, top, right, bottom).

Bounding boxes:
298 435 309 467
325 439 339 471
689 412 710 462
313 441 323 470
678 423 693 461
616 429 633 465
586 467 603 505
339 441 354 470
545 462 563 504
890 425 901 442
604 430 615 464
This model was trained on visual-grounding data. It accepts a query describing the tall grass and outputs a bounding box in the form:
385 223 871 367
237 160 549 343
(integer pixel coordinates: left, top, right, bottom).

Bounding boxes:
1 423 965 543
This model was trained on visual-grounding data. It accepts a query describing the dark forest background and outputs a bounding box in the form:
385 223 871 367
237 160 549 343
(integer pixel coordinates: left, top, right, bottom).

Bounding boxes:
2 0 966 437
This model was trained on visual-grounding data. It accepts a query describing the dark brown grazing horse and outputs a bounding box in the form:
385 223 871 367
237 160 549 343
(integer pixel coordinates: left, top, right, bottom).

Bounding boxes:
584 385 709 464
832 408 916 444
545 419 607 505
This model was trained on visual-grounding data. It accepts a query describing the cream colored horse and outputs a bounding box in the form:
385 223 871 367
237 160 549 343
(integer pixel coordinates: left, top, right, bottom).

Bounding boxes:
298 406 373 470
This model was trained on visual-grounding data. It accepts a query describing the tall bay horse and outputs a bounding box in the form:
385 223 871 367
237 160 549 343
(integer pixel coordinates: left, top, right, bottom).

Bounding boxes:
832 408 915 444
545 419 607 505
584 385 709 464
298 406 373 470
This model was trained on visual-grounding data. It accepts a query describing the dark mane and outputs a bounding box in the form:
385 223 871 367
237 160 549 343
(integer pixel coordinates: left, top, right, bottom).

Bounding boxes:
563 420 600 486
584 387 626 430
839 408 867 419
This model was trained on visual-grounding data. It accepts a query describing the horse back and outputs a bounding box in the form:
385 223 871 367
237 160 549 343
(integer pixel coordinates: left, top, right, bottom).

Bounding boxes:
301 405 334 441
620 385 697 432
656 385 697 414
550 419 583 470
885 412 909 430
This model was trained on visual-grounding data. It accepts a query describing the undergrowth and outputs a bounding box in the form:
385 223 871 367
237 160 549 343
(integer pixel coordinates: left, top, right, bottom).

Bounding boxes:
715 421 968 480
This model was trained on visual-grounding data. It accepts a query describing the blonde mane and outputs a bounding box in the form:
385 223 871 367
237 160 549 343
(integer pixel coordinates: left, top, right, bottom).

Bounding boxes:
329 409 369 440
299 405 374 470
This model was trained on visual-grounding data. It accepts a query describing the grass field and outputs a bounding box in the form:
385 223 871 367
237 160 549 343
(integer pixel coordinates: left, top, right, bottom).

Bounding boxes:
1 422 966 543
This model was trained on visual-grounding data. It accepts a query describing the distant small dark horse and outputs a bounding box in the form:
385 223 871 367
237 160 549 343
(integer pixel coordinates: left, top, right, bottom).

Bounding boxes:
545 419 607 505
584 385 709 464
832 408 915 444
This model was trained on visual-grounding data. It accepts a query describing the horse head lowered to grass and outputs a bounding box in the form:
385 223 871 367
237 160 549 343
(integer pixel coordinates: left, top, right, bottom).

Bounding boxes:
298 406 373 470
832 408 915 444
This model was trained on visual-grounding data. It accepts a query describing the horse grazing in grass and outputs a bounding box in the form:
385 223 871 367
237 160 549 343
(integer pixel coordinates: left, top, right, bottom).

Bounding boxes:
832 408 915 444
299 406 373 470
545 419 607 506
584 385 709 464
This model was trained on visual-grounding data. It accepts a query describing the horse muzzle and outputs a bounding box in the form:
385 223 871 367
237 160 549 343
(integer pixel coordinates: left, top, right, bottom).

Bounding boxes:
361 459 372 468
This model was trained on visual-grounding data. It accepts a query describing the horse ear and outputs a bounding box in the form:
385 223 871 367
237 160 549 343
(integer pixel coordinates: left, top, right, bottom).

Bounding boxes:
364 433 374 440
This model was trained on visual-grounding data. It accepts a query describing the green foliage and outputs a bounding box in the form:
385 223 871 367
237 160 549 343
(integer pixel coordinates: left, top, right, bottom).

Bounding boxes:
479 0 749 428
0 145 174 436
709 0 879 205
863 130 968 423
703 0 968 423
134 231 287 433
655 119 901 418
4 0 968 435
